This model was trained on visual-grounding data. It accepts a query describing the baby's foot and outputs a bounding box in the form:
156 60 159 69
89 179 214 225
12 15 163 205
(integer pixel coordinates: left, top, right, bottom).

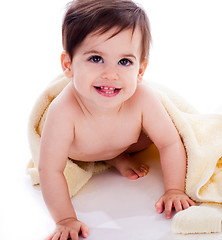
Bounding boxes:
106 153 149 180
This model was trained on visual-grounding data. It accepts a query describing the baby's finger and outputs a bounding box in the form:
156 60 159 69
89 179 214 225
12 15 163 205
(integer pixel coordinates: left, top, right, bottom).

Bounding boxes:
60 231 69 240
164 201 173 219
52 232 61 240
80 223 90 238
187 198 196 206
173 200 182 213
70 230 79 240
155 198 164 214
181 199 190 210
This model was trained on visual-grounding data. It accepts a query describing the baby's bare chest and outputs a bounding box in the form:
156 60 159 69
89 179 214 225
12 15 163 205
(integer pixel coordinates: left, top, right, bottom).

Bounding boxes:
68 115 141 161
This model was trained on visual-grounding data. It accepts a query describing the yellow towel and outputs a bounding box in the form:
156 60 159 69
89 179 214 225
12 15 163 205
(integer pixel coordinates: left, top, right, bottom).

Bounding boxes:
27 74 222 234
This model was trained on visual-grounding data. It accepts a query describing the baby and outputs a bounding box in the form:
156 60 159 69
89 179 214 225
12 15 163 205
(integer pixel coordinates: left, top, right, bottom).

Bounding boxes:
38 0 195 239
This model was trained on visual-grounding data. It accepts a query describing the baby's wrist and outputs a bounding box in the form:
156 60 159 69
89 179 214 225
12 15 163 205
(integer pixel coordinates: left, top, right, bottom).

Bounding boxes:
165 188 184 193
56 216 77 225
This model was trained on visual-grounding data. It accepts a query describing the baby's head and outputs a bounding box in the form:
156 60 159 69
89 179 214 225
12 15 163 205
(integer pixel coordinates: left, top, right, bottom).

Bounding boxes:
62 0 151 64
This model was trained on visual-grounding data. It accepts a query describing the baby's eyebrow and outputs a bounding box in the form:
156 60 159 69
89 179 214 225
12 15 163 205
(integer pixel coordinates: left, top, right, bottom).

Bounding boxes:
123 54 136 59
83 50 103 56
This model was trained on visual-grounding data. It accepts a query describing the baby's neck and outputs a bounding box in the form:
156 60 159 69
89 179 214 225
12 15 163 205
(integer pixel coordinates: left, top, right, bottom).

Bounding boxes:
72 88 125 117
83 102 124 119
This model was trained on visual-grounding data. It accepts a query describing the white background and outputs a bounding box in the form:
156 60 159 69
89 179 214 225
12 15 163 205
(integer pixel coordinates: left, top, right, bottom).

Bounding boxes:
0 0 222 239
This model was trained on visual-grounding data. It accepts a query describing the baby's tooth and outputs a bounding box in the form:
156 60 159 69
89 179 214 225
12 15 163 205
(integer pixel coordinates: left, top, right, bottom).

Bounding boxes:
104 87 109 90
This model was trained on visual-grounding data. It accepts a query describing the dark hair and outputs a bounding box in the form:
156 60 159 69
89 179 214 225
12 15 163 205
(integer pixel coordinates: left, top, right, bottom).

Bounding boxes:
62 0 151 63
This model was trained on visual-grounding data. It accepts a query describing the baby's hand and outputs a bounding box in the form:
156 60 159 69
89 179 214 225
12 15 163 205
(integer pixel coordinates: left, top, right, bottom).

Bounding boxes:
46 217 89 240
155 189 195 219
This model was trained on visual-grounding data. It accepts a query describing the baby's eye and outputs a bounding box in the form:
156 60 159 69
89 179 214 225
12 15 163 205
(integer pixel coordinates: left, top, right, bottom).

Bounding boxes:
89 55 103 63
118 58 133 66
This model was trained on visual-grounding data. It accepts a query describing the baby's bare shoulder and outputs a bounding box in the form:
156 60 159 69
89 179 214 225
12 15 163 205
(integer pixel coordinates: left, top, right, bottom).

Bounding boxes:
47 84 79 125
134 83 158 103
134 83 165 116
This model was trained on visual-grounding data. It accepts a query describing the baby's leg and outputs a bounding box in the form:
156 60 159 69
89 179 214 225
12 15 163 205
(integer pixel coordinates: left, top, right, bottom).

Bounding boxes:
107 131 152 180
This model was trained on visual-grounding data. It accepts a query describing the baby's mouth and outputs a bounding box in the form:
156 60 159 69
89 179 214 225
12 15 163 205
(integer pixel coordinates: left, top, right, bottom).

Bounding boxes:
94 86 121 96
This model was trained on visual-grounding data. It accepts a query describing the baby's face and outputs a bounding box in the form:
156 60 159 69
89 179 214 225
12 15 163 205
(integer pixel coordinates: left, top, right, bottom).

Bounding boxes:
68 26 147 110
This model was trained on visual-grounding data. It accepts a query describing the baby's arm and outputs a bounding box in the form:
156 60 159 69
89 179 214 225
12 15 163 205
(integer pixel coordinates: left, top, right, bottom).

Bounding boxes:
38 100 89 239
141 86 195 218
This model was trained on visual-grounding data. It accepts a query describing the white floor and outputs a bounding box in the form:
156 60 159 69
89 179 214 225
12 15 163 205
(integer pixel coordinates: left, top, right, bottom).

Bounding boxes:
1 145 222 240
1 0 222 239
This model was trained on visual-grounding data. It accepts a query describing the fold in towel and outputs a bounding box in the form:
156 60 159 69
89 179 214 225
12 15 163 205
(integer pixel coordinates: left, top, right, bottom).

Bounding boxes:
27 74 222 234
172 204 222 234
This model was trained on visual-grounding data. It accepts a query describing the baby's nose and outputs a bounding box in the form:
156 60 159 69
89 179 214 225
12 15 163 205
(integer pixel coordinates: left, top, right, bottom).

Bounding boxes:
101 65 119 81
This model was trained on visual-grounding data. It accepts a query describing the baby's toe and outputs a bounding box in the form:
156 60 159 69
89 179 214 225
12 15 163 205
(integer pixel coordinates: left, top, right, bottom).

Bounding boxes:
135 165 149 178
124 169 139 180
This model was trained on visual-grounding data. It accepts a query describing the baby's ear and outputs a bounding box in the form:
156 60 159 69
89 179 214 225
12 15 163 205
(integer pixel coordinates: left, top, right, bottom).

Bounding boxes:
61 51 73 78
137 60 148 83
